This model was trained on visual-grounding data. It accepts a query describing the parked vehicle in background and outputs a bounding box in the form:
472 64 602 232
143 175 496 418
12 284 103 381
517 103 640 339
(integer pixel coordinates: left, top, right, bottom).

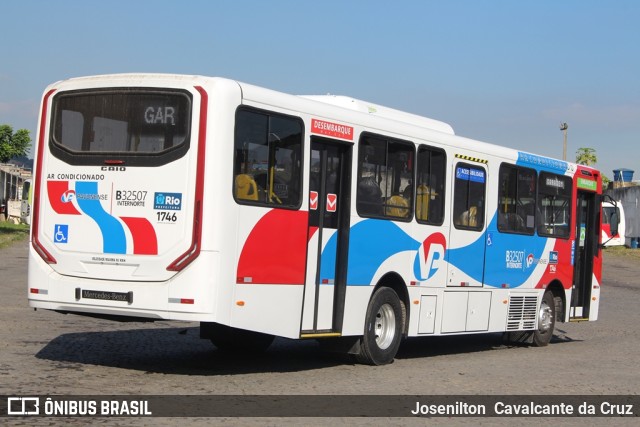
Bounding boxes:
20 178 32 225
602 200 624 246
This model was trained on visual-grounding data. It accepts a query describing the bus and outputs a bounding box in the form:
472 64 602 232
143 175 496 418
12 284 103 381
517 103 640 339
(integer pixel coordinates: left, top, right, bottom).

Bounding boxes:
602 200 625 246
28 74 610 365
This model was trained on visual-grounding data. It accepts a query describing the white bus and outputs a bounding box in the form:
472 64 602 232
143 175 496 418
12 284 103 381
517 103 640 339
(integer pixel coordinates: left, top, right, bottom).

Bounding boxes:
602 200 625 246
28 74 608 365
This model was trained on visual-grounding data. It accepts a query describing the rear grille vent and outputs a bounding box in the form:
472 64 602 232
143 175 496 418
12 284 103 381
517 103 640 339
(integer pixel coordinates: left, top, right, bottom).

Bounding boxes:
507 295 538 330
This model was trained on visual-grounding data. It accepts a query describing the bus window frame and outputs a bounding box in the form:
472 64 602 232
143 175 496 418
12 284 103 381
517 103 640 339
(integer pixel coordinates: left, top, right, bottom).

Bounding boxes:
232 106 304 210
497 163 537 236
537 171 572 239
355 132 415 222
415 144 446 226
452 162 486 232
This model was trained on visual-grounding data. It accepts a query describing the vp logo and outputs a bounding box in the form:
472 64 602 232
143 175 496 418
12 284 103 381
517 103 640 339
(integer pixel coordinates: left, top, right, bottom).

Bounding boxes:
414 232 447 281
61 190 76 203
526 253 535 268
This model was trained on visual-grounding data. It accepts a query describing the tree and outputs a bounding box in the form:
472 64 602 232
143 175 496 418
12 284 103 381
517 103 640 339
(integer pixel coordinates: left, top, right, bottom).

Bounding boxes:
575 147 597 166
575 147 611 187
0 125 31 163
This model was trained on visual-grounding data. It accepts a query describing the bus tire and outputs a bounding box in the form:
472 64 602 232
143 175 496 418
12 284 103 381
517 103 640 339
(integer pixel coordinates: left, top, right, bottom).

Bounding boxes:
206 323 274 353
356 287 403 365
533 290 556 347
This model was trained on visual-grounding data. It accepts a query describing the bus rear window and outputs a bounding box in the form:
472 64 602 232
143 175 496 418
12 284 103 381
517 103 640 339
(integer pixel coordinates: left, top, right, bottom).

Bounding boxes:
51 89 192 165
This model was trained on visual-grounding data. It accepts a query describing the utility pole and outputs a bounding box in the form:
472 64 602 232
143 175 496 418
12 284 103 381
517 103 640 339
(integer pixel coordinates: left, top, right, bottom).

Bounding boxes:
560 123 568 161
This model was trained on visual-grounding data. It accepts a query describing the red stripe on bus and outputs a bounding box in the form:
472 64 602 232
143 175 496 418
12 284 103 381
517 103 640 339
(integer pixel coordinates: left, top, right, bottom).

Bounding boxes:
166 86 208 271
120 217 158 255
237 209 308 285
47 181 81 215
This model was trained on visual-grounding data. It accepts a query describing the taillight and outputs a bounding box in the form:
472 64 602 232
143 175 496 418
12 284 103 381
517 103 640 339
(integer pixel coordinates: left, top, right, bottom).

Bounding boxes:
31 89 57 264
167 86 208 271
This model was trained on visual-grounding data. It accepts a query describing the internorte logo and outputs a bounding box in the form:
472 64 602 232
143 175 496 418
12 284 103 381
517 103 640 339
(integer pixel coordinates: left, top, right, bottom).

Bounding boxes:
506 250 525 269
414 232 447 281
153 192 182 211
506 250 537 270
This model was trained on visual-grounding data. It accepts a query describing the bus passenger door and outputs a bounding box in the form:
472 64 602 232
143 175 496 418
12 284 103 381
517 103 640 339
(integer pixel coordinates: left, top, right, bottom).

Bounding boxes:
301 138 352 335
571 190 598 319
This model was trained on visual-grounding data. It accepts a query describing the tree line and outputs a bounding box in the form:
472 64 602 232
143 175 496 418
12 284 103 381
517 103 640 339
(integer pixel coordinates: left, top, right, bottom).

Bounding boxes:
0 125 31 163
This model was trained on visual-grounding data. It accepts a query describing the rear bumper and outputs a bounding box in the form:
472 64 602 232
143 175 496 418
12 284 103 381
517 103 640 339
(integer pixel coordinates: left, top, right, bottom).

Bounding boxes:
28 247 220 322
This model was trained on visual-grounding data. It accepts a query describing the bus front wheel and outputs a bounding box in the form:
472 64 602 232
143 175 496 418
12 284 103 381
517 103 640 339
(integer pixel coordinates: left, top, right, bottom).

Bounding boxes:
356 287 403 365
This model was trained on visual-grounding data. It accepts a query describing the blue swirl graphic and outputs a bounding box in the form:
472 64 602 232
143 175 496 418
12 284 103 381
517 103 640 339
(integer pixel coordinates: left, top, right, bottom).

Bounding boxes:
75 181 126 254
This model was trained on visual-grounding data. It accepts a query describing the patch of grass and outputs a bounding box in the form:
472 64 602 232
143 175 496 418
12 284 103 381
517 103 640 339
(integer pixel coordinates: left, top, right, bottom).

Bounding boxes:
0 221 30 249
603 245 640 260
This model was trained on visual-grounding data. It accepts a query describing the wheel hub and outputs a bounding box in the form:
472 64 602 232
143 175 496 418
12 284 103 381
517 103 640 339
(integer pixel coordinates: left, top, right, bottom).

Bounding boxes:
375 303 396 349
538 300 553 333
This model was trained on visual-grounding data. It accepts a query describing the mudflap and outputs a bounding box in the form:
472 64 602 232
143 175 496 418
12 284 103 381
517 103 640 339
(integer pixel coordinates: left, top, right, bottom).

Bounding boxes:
503 331 534 345
317 336 362 355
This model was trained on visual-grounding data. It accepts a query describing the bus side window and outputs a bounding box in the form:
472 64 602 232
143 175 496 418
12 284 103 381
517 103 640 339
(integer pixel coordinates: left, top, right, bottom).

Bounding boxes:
233 108 303 208
537 172 572 238
416 145 446 225
453 163 486 231
497 164 536 234
356 133 414 220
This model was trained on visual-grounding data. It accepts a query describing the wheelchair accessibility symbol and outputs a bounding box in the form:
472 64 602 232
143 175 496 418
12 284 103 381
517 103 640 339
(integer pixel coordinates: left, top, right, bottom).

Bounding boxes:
54 224 68 244
486 232 493 246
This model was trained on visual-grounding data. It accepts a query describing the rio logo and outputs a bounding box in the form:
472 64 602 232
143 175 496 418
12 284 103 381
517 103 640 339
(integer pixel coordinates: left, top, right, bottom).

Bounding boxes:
413 232 447 281
153 192 182 211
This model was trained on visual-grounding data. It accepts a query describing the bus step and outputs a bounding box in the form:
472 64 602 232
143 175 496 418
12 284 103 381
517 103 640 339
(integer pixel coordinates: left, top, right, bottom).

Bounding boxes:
300 332 342 339
569 317 589 322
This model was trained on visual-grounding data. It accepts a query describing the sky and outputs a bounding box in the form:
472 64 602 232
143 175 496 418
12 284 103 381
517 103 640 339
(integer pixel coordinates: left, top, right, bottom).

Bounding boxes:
1 0 639 179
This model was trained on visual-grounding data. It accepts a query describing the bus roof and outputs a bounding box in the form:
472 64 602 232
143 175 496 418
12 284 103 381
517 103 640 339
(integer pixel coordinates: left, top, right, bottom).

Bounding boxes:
300 95 455 135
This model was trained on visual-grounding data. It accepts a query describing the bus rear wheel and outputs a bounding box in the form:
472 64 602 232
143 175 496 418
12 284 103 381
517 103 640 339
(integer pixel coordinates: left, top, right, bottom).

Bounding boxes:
356 287 403 365
532 290 556 347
